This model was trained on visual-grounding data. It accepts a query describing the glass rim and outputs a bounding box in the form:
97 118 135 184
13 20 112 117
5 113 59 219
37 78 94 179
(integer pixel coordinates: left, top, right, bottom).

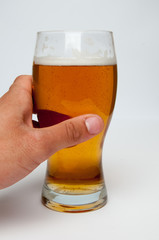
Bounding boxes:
37 30 113 35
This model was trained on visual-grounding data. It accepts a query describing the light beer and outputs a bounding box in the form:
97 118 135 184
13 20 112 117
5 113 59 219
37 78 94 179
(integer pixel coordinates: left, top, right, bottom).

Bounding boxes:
33 64 117 190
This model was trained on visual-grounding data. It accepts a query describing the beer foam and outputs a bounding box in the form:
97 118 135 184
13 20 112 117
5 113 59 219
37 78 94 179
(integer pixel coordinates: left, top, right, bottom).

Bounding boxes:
34 53 117 66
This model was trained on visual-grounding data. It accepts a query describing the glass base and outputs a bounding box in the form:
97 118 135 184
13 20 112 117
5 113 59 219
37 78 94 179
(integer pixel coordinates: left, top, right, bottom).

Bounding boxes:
42 183 107 213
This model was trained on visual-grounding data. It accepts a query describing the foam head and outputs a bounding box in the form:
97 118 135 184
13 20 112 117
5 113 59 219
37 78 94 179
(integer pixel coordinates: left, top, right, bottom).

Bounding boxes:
34 31 117 66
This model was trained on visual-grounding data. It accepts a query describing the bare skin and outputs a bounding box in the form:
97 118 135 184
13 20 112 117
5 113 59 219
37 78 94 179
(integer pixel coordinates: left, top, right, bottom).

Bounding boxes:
0 75 104 189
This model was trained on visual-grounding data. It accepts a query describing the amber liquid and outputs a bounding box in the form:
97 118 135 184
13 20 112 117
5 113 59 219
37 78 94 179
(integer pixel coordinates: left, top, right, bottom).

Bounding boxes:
33 64 117 194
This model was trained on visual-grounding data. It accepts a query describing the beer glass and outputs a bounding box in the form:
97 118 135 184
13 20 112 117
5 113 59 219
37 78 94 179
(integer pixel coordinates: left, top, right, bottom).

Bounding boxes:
33 31 117 212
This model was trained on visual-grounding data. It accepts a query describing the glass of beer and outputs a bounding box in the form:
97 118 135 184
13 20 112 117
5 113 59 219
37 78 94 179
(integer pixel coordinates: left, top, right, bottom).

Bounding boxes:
33 31 117 213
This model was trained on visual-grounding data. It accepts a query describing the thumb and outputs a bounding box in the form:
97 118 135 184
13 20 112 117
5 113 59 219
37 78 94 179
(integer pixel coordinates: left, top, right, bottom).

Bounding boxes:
32 114 104 163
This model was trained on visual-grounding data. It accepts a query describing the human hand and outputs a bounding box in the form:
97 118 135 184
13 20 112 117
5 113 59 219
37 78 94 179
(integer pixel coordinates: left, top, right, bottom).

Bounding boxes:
0 75 104 189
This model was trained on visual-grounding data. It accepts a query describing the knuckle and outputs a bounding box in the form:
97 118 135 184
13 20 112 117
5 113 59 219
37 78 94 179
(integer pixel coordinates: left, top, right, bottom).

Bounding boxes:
28 129 57 161
18 131 40 168
29 129 44 148
9 75 22 91
33 129 52 154
65 121 82 144
13 75 24 84
23 129 40 151
15 75 24 81
10 75 30 90
22 129 45 164
14 75 28 82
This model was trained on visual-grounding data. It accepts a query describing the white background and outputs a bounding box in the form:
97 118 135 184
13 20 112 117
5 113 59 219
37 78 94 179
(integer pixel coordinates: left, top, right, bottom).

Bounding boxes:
0 0 159 239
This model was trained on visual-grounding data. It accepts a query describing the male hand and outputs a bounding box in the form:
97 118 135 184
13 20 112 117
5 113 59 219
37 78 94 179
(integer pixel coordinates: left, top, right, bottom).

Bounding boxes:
0 75 104 189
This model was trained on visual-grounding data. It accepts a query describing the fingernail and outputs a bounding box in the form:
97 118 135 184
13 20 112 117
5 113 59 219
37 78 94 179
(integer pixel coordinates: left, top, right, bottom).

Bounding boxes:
85 116 104 135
